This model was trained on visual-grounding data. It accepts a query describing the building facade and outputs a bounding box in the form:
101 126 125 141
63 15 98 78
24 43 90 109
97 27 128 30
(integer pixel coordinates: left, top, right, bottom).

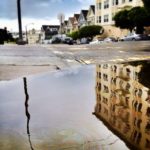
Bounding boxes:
78 10 88 28
67 17 75 33
95 0 143 37
27 29 41 44
41 25 60 40
73 14 80 31
87 5 95 25
95 62 150 150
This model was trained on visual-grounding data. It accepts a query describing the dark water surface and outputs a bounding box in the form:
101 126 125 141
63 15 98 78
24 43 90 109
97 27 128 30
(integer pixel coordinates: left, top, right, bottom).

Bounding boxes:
0 61 150 150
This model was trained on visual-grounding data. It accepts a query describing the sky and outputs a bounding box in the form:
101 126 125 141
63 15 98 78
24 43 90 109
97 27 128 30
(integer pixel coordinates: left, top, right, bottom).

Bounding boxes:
0 0 94 32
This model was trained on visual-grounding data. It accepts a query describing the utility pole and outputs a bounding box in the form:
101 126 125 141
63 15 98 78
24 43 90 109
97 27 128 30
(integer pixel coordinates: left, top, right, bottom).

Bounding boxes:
57 13 65 38
17 0 23 41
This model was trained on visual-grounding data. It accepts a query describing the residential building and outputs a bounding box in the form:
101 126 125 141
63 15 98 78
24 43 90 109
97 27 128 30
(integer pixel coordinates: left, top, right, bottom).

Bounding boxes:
73 14 80 31
11 31 26 41
95 62 150 150
27 29 41 44
67 17 75 33
95 0 143 37
41 25 60 41
61 20 68 34
78 10 88 28
87 5 95 25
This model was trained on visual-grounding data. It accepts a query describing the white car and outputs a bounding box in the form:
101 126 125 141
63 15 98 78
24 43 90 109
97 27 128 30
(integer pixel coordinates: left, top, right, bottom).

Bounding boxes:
120 33 141 41
89 39 103 45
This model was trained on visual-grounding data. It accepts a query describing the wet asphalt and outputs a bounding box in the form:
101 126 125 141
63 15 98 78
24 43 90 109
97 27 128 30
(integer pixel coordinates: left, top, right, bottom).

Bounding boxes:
0 41 150 80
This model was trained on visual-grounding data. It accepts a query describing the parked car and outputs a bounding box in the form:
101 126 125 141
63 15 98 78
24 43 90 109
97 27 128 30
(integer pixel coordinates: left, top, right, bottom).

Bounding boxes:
89 39 103 44
139 34 150 40
120 33 142 41
63 37 73 45
51 37 62 44
104 37 117 42
80 38 89 44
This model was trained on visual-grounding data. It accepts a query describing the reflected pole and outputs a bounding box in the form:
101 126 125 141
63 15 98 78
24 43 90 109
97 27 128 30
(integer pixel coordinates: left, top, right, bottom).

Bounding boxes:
23 77 34 150
17 0 23 41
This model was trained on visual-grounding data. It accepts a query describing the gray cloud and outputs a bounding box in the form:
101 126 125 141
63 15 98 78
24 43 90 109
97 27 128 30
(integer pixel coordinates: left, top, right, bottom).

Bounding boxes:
0 0 94 19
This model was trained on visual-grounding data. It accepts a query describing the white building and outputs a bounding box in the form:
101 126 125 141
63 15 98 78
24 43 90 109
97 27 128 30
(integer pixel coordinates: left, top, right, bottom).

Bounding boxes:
95 0 143 37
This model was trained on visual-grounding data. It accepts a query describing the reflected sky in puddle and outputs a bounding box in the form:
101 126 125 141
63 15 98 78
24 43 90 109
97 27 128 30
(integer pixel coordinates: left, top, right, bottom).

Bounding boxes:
0 61 150 150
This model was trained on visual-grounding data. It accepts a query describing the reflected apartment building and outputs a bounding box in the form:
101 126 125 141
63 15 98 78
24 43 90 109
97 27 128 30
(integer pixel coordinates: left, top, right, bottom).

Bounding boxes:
95 0 143 38
95 63 150 150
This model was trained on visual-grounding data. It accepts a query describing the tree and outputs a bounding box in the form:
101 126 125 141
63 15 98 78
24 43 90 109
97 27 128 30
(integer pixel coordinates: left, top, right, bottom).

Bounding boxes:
142 0 150 13
113 9 134 32
79 25 103 39
69 31 80 40
114 7 150 34
128 7 150 34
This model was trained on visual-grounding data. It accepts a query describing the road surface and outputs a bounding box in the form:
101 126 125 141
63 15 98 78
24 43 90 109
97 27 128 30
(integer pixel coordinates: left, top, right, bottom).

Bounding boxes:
0 41 150 80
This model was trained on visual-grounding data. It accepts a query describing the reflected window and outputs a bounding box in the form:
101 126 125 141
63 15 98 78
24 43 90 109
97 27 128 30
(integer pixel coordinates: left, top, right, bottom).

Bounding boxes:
138 89 142 98
126 68 131 77
136 132 142 144
126 83 131 91
134 101 138 110
145 139 150 148
125 97 129 107
137 119 142 129
103 74 108 81
103 97 108 105
119 80 123 88
114 65 117 73
135 72 138 80
146 107 150 117
103 85 109 93
138 103 142 112
104 107 108 116
103 64 108 69
145 122 150 133
99 72 101 79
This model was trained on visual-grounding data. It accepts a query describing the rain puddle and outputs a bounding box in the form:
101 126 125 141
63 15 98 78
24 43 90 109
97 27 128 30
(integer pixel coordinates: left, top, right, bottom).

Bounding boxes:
0 60 150 150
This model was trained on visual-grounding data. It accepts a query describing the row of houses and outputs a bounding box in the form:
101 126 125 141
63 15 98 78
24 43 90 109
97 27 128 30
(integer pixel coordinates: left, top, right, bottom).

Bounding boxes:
58 0 144 38
16 0 146 44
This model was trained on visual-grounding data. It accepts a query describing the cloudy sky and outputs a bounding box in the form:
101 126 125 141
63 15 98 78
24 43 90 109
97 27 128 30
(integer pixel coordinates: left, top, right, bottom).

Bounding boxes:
0 0 94 31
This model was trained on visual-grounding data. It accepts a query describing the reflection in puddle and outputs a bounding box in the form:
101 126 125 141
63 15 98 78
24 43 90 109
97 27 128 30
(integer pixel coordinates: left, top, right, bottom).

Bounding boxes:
23 77 34 150
94 62 150 150
0 61 150 150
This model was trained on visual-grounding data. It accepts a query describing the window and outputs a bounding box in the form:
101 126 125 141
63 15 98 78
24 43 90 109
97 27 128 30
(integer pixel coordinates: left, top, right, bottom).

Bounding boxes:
96 3 99 10
99 2 101 10
99 16 101 23
104 14 109 22
112 0 115 5
97 2 101 10
97 16 101 23
112 0 119 5
104 0 109 9
116 0 119 5
122 0 125 3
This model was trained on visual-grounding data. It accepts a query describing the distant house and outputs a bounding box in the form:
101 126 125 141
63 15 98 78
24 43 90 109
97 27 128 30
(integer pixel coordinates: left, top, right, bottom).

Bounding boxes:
73 14 80 31
61 20 68 34
27 29 41 44
41 25 60 40
78 10 88 28
87 5 95 25
67 17 75 33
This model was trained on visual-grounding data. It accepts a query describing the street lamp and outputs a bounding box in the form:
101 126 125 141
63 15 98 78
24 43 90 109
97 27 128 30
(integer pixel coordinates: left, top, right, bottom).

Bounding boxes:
57 13 65 38
17 0 23 41
25 23 34 44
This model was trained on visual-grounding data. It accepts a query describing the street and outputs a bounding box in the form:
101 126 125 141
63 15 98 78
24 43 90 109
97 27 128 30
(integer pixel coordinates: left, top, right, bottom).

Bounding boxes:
0 41 150 80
